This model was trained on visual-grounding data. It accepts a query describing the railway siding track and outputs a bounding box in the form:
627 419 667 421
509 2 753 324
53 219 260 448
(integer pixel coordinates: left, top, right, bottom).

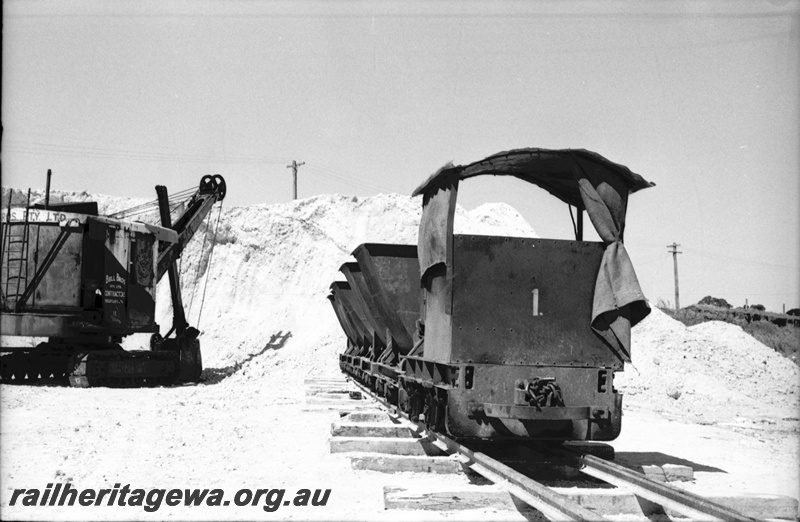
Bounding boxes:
318 377 796 521
575 452 757 521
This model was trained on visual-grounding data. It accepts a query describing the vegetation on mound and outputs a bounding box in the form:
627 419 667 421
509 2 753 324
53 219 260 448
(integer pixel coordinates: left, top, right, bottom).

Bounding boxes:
658 305 799 365
698 295 732 308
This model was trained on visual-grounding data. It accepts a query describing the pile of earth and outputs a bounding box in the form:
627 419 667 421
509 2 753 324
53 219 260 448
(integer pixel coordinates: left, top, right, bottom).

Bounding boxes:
621 307 799 425
2 187 797 427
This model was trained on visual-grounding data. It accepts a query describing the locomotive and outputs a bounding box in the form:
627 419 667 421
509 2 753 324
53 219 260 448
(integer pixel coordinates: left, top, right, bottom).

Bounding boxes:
333 148 654 441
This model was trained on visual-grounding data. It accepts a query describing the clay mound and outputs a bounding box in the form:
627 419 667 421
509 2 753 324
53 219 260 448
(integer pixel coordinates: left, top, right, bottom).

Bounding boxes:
622 307 799 423
136 193 537 395
454 202 538 237
3 187 797 425
1 187 150 217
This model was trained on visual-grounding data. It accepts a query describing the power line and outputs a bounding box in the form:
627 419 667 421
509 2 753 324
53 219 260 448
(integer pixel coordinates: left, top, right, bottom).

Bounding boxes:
4 140 288 165
304 161 387 193
687 247 795 271
632 254 670 266
303 166 370 192
305 168 386 194
5 134 400 198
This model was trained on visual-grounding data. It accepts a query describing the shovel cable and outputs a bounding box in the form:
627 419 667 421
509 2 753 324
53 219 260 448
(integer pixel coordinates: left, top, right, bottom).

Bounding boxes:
108 186 196 219
186 207 213 320
196 200 223 331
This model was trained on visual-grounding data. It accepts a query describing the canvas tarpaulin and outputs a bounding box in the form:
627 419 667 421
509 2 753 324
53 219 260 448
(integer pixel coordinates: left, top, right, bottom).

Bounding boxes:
415 165 458 285
412 148 655 361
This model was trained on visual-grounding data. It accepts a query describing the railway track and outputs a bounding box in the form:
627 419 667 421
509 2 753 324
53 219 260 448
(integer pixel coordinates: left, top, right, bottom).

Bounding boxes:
344 376 761 522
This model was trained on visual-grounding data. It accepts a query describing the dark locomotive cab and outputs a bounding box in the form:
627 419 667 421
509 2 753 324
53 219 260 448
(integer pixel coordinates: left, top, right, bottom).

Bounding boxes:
334 147 654 442
402 148 654 441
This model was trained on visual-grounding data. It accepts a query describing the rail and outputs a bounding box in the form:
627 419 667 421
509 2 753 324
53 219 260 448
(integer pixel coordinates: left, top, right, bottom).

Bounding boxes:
347 377 609 521
345 376 760 522
573 452 757 522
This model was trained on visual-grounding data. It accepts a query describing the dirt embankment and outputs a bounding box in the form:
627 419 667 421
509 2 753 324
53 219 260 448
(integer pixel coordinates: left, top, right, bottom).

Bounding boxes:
3 187 797 429
623 306 799 426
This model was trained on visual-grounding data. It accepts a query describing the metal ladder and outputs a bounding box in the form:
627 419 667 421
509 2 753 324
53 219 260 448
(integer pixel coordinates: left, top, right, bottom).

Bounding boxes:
2 189 32 311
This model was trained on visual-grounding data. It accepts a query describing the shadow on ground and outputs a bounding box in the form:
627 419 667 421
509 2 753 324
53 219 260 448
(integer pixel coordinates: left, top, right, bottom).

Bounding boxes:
615 451 725 473
202 331 292 385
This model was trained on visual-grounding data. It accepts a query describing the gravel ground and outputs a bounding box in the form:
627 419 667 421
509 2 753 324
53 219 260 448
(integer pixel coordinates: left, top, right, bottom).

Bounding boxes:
0 371 797 521
1 191 797 520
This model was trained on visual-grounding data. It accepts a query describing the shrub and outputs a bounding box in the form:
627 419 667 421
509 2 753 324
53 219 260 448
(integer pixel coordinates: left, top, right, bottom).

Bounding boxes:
698 295 732 309
742 321 799 364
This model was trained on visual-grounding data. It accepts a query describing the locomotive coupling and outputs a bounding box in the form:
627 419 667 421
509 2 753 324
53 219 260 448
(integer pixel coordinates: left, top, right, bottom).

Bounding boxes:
514 377 565 408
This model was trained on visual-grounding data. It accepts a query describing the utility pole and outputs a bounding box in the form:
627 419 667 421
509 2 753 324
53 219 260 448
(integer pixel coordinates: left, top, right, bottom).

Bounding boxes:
45 169 52 209
286 160 305 200
667 242 682 310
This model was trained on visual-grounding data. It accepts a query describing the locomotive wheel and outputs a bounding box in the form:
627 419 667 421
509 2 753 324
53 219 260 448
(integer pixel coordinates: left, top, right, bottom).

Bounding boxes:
385 384 398 406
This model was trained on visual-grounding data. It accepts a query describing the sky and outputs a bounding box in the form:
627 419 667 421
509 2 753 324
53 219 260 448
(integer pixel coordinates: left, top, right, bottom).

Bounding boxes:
2 0 799 313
